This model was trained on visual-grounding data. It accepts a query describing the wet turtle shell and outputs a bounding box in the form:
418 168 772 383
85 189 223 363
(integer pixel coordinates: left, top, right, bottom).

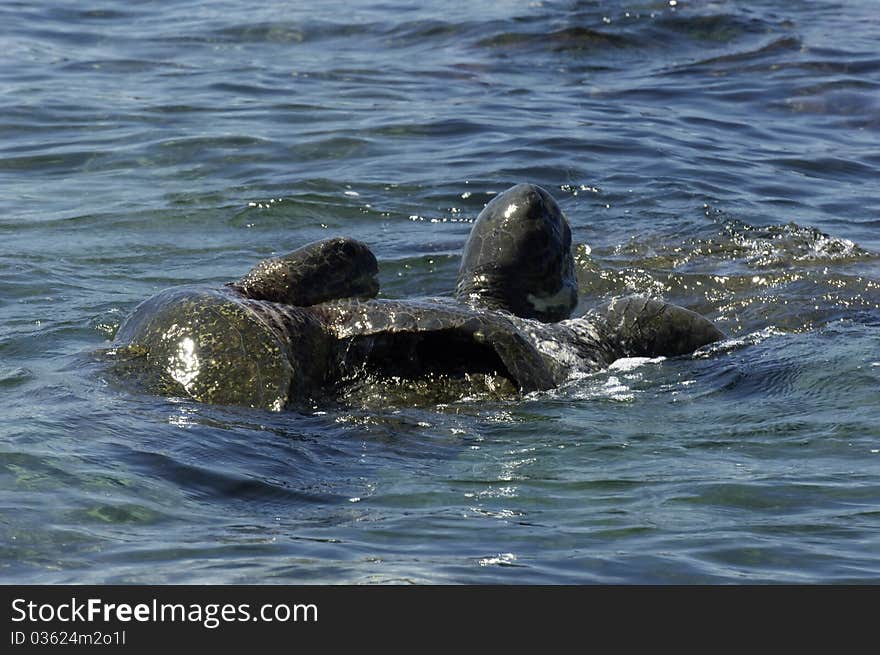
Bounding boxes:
112 237 377 409
113 287 331 410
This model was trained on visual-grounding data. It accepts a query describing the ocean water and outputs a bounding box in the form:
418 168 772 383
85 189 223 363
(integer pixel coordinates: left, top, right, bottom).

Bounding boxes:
1 0 878 583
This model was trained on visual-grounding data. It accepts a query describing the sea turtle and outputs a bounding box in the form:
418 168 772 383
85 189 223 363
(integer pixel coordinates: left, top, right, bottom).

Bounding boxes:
110 184 725 410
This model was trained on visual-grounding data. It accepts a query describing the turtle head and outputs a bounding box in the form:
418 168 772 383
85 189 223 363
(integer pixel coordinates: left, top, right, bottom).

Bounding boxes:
231 237 379 306
455 183 577 322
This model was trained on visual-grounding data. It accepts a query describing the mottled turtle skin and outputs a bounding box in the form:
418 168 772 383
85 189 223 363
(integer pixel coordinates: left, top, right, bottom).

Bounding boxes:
112 185 725 410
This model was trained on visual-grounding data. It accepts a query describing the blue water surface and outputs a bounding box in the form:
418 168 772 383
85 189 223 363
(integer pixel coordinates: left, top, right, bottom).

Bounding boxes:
1 0 878 583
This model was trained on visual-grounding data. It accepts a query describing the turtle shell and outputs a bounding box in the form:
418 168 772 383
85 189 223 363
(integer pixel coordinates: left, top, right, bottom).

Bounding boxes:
113 287 296 410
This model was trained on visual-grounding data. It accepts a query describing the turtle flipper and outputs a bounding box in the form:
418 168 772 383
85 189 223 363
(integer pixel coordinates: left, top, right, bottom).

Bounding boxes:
590 295 725 359
230 237 379 306
321 299 558 392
